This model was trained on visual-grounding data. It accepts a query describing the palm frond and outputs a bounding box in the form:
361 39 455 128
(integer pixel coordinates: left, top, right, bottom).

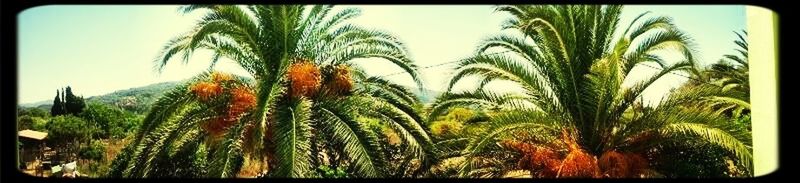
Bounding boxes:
207 121 246 178
317 99 387 177
458 110 560 176
271 98 315 178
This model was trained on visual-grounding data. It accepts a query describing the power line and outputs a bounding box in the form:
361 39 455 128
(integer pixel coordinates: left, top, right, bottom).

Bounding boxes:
377 51 513 77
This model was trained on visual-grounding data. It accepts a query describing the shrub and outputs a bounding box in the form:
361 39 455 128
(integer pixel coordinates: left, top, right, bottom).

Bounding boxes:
429 120 463 138
79 141 106 161
317 165 348 178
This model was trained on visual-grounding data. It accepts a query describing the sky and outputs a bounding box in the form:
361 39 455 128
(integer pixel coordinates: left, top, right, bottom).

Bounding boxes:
17 5 746 105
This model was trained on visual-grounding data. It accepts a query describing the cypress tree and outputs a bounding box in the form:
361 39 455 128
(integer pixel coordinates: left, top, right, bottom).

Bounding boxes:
61 89 67 113
51 90 65 116
64 86 85 115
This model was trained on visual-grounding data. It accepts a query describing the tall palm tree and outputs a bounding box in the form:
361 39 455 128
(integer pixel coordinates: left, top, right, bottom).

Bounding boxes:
430 5 752 178
108 5 435 178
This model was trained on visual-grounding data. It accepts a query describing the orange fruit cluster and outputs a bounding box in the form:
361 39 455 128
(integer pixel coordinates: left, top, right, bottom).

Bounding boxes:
558 148 600 178
502 140 561 177
202 117 236 137
329 65 353 96
503 130 620 178
287 61 321 98
597 150 651 178
556 129 600 178
192 71 259 137
191 82 222 101
598 150 629 178
227 86 257 121
503 129 653 178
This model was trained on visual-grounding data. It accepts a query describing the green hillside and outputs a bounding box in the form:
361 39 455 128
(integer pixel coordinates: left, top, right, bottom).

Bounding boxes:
21 80 442 114
83 81 182 114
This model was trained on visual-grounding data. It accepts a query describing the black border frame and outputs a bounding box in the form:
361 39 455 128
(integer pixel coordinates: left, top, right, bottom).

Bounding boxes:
2 0 787 183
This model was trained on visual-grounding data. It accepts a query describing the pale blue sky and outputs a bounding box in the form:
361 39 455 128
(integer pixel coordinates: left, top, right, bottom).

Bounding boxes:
18 5 746 105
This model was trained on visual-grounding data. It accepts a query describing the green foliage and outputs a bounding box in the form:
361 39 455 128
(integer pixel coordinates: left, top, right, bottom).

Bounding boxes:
429 120 464 139
148 134 210 178
52 90 66 116
86 81 181 114
650 142 748 177
81 102 142 139
432 5 752 178
359 117 383 129
317 165 349 178
428 107 476 139
440 108 474 122
46 115 95 146
17 115 48 131
78 159 110 178
736 114 751 132
65 86 87 115
106 145 135 177
18 106 49 118
79 140 106 161
51 86 87 116
683 30 750 130
45 115 96 162
113 4 429 179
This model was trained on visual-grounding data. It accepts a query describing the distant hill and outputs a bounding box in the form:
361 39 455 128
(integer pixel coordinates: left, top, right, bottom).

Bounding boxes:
20 81 183 114
35 104 53 112
20 80 444 114
19 100 52 108
84 81 183 114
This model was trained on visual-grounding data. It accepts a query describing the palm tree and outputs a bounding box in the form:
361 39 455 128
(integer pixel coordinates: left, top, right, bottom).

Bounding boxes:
429 5 752 178
108 5 435 178
686 30 750 121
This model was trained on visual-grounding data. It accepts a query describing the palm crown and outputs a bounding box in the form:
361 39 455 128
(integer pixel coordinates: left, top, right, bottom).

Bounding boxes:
429 5 752 178
108 5 435 178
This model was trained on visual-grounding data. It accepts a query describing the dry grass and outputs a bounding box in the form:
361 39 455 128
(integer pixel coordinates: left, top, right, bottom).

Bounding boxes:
103 137 131 161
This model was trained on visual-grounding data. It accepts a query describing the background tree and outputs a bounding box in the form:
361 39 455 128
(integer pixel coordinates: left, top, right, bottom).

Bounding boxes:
683 30 750 129
78 140 106 161
46 115 97 162
65 86 87 115
19 106 49 118
17 115 48 131
18 107 50 131
81 102 142 139
52 90 66 116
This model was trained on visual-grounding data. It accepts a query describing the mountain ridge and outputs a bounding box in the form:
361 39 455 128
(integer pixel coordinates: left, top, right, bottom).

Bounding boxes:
20 80 443 112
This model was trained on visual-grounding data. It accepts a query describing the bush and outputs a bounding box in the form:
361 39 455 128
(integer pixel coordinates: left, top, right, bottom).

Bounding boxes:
46 115 96 159
80 102 142 139
78 159 110 178
317 165 348 178
18 107 49 118
106 145 134 177
444 108 474 121
17 115 48 131
79 141 106 161
429 120 463 138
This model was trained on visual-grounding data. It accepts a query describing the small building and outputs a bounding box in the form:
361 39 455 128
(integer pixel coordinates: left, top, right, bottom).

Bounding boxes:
18 129 49 176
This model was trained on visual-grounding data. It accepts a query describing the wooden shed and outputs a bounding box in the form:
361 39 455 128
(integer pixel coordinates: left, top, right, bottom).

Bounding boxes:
19 129 48 176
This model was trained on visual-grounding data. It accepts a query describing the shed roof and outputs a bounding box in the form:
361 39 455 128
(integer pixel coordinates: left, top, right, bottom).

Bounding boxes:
18 130 48 140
